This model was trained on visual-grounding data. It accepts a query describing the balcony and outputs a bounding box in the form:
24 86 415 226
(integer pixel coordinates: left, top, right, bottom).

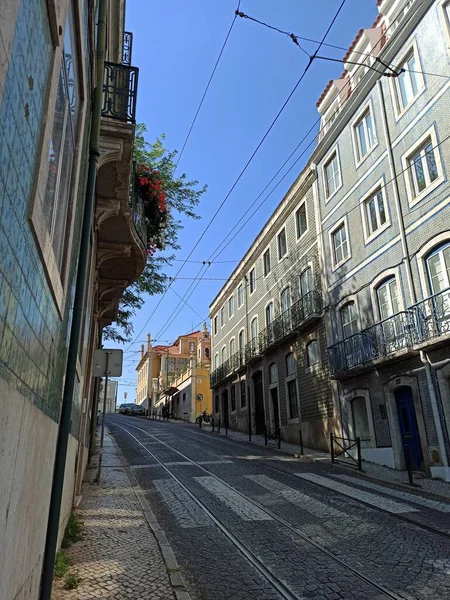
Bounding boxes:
96 32 146 326
210 351 245 387
259 290 323 354
328 290 450 378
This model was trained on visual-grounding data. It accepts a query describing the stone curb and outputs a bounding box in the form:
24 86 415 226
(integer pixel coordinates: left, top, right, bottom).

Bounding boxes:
107 429 192 600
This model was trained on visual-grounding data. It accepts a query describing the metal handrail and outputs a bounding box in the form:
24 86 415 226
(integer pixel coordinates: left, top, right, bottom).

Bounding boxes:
330 433 362 471
102 62 139 123
122 31 133 65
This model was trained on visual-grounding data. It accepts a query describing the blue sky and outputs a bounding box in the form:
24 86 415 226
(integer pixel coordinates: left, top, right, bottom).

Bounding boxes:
115 0 378 400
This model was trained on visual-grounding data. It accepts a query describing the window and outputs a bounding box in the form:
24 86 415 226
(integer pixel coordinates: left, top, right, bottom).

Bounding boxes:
221 346 227 364
340 302 358 339
205 348 210 359
229 338 235 357
354 109 375 161
231 385 236 411
182 393 186 402
426 243 450 294
287 380 298 418
300 268 313 299
237 284 244 307
269 363 277 384
240 381 247 408
213 316 217 335
408 138 439 198
306 340 319 367
263 249 271 276
281 287 291 314
43 7 80 271
215 395 219 413
364 189 387 236
395 50 421 112
214 353 219 370
324 152 340 197
220 306 225 327
332 222 349 266
351 397 370 441
250 317 258 341
377 278 399 319
249 268 256 294
286 353 296 375
228 295 234 318
266 302 274 326
277 229 287 259
295 202 308 239
238 330 245 354
189 341 195 353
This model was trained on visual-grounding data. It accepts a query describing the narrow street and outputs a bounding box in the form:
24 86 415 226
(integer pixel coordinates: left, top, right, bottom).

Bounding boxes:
108 415 450 600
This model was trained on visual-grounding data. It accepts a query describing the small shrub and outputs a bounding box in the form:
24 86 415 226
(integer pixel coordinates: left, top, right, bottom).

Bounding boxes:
61 512 83 548
54 551 70 578
64 571 81 590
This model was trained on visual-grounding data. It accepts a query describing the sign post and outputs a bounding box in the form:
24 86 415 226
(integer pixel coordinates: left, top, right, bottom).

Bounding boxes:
94 349 123 483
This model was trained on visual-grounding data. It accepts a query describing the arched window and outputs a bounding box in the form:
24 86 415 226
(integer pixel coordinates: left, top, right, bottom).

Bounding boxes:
340 302 358 339
426 242 450 294
238 330 245 354
250 317 258 340
229 338 235 357
376 277 399 319
281 287 291 313
266 302 274 326
221 346 226 364
306 340 319 366
269 363 277 384
300 268 313 299
205 347 210 359
213 353 218 370
285 353 296 375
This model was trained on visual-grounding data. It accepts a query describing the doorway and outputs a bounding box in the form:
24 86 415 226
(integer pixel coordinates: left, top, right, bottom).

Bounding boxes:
395 386 424 470
221 389 229 428
270 388 280 430
252 371 265 434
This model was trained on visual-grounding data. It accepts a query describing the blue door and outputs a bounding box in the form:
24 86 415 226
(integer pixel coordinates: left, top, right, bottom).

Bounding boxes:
395 386 424 470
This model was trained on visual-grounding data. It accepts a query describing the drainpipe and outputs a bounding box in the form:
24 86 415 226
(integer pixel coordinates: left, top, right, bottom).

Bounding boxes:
420 351 449 468
377 80 416 304
39 2 108 598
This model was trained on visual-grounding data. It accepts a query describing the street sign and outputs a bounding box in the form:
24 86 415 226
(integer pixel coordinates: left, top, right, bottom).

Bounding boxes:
93 349 123 377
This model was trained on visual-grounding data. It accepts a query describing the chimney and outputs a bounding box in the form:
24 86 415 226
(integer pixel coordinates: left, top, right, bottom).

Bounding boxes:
147 332 151 351
141 344 144 358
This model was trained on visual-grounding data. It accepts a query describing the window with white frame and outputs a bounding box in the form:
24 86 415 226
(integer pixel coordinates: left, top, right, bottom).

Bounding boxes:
376 278 399 319
306 340 319 367
213 316 217 335
220 306 225 327
340 302 358 339
286 353 296 375
394 50 422 112
249 268 256 293
324 152 341 197
228 295 234 318
354 109 375 161
364 188 387 236
277 228 287 259
263 249 271 276
408 138 439 198
269 363 277 384
281 287 291 313
426 243 450 294
295 202 307 238
250 317 258 341
266 302 274 326
221 346 227 364
238 330 245 354
214 353 219 370
237 283 244 307
229 338 235 357
300 268 313 299
331 222 349 266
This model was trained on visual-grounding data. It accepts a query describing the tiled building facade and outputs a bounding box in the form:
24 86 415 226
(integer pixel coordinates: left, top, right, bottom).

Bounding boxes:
209 167 340 451
314 0 450 480
0 1 145 597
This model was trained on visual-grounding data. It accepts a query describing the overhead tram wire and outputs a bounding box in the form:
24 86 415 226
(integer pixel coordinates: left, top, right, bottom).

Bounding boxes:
126 0 347 350
172 1 242 176
153 1 349 341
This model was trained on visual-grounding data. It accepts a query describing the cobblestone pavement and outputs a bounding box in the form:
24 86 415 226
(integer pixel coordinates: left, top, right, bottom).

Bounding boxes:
52 433 183 600
108 415 450 600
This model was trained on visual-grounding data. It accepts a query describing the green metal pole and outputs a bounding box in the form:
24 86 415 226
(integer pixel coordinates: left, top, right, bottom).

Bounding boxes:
39 1 108 598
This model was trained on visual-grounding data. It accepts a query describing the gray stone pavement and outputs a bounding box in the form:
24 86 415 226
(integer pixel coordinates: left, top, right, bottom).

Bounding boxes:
165 418 450 499
52 431 189 600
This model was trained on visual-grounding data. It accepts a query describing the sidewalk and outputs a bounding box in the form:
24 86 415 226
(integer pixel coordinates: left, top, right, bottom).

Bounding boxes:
167 418 450 500
52 430 190 600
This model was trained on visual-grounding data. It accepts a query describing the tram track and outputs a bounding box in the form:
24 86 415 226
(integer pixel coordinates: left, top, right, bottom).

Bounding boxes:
111 420 411 600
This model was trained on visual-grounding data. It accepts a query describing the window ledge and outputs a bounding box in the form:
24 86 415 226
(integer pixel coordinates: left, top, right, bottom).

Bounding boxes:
355 140 378 169
408 175 445 208
331 255 351 273
394 86 426 122
364 221 391 246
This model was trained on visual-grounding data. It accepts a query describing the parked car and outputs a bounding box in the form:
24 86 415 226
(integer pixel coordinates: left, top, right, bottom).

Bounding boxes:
118 403 134 415
130 404 146 416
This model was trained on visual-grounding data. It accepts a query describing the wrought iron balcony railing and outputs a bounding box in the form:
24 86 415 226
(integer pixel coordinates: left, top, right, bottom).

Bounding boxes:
210 351 245 387
102 62 138 123
412 287 450 344
259 290 322 353
328 311 419 376
122 31 133 66
129 163 147 247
